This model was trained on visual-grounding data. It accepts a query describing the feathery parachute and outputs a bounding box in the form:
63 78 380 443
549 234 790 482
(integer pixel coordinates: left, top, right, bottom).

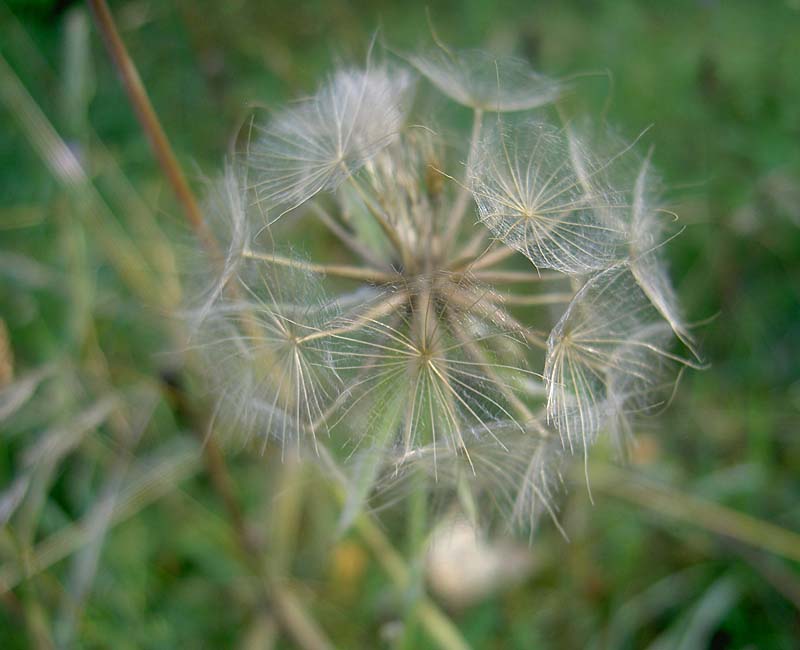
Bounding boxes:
248 64 414 215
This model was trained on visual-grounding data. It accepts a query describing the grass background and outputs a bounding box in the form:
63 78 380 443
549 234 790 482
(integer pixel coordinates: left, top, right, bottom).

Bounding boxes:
1 0 799 648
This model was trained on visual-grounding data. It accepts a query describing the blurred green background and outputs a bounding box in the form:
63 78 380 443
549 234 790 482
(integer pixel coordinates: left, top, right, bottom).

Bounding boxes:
1 0 799 648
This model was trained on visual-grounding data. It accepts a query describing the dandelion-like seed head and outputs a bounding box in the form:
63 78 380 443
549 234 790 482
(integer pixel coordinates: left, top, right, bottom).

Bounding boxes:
189 41 700 536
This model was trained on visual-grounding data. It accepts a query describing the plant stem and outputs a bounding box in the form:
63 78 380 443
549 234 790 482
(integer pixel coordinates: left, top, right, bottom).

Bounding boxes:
457 243 516 272
355 515 470 650
242 249 397 283
309 202 388 269
86 0 216 254
345 173 411 269
296 292 408 344
444 109 483 249
181 395 334 650
587 463 800 564
466 269 563 284
490 291 574 306
86 4 336 646
317 448 471 650
396 475 428 650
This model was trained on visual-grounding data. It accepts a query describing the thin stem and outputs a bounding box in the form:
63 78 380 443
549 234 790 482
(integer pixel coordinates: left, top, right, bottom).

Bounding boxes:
86 5 335 646
345 171 410 268
445 231 489 270
188 408 335 650
297 292 408 344
467 269 564 284
490 291 574 307
86 0 216 254
317 448 471 650
242 249 397 283
456 243 516 272
587 463 800 564
269 589 334 650
396 474 429 650
443 109 483 250
309 202 388 269
357 517 470 650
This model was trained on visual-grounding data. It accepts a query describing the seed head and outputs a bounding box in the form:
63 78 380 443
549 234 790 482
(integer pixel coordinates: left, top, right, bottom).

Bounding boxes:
189 44 699 535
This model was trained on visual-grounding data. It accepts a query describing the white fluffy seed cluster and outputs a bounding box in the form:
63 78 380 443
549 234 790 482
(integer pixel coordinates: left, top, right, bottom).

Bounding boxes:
189 46 701 534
